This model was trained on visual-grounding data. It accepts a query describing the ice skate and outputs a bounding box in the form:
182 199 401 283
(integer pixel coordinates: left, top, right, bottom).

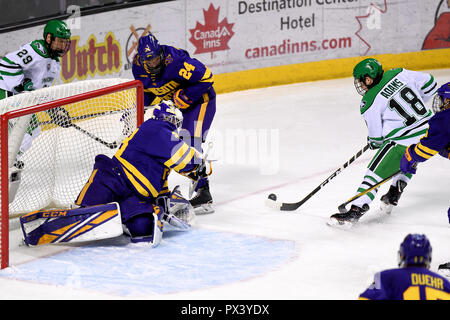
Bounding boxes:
328 204 369 227
189 180 214 214
380 180 407 214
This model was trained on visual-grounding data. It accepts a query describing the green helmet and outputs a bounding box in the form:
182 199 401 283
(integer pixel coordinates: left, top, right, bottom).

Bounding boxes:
353 58 384 95
43 20 71 40
43 20 71 58
353 58 383 80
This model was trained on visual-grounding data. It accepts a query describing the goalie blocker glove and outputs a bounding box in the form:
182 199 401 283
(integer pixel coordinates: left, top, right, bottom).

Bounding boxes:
180 158 211 182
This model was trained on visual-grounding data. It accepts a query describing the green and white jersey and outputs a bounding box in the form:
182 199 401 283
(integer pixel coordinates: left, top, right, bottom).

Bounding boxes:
360 68 438 147
0 39 60 93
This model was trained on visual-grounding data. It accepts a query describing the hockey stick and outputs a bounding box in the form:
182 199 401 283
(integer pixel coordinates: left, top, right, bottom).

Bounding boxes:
70 123 119 149
266 144 370 211
47 107 122 149
337 169 402 213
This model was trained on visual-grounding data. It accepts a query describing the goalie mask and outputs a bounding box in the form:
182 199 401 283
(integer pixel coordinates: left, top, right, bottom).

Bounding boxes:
398 234 432 269
137 33 165 77
43 20 71 58
432 82 450 113
353 58 384 96
151 100 183 129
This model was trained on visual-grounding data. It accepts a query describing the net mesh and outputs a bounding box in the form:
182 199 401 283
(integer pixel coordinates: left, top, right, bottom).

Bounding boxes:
0 78 139 267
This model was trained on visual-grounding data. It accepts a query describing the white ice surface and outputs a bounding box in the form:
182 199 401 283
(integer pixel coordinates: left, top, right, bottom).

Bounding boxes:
0 68 449 300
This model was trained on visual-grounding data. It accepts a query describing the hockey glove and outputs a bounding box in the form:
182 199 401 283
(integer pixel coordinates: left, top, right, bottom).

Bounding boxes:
400 145 419 174
14 78 33 93
180 159 212 182
439 146 450 159
47 107 72 128
367 136 383 150
173 89 192 109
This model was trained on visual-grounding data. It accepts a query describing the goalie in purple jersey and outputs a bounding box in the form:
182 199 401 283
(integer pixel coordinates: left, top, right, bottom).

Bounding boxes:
132 32 216 214
359 234 450 300
74 101 211 246
401 82 450 173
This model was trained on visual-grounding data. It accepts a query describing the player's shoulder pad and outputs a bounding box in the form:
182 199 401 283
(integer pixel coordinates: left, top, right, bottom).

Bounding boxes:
132 53 140 66
131 54 147 77
30 40 51 59
162 45 191 67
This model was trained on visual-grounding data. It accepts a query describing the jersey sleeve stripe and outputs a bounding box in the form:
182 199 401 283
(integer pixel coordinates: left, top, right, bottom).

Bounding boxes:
1 57 20 67
199 67 214 83
164 143 190 168
414 146 433 159
421 75 434 90
0 62 21 69
416 143 438 155
423 82 437 95
0 69 23 76
173 148 195 172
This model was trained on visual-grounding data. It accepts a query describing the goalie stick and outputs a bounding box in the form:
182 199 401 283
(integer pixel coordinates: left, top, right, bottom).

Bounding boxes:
266 144 370 211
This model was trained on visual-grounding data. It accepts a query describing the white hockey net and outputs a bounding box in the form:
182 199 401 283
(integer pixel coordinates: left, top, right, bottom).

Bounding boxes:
0 78 143 268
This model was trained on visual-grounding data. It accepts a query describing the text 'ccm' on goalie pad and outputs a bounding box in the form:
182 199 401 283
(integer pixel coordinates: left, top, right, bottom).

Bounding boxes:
20 203 123 246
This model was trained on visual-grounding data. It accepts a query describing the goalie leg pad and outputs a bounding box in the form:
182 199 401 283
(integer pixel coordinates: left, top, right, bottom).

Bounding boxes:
20 203 122 246
156 185 195 231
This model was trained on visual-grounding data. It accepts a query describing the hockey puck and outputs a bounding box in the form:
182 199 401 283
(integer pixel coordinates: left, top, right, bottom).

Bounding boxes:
268 193 277 201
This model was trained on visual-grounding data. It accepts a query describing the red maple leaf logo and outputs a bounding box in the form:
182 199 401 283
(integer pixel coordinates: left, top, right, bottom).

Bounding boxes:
189 3 234 55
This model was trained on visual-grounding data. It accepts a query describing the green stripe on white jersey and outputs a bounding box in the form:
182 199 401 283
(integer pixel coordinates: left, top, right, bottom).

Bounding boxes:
0 40 61 92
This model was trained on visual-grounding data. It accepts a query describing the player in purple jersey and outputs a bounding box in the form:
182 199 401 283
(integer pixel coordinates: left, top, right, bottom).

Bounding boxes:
132 33 216 214
400 82 450 275
401 82 450 174
359 234 450 300
74 101 210 245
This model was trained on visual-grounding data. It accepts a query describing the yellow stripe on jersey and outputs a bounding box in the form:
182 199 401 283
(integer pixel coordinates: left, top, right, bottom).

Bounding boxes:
414 144 436 159
164 143 190 168
118 156 158 198
199 67 214 83
173 148 195 172
416 143 438 156
194 93 210 138
115 129 159 198
75 169 98 205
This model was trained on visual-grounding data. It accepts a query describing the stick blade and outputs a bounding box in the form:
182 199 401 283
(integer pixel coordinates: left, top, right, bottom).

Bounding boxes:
280 202 301 211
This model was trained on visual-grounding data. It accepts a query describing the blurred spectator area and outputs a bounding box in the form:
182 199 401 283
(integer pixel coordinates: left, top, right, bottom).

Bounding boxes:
0 0 170 29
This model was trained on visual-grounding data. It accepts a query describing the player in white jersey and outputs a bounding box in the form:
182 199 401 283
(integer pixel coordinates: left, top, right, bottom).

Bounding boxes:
329 58 438 226
0 19 71 98
1 20 71 203
1 19 70 149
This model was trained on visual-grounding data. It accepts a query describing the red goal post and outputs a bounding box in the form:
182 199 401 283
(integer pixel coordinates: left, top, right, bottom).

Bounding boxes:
0 79 144 269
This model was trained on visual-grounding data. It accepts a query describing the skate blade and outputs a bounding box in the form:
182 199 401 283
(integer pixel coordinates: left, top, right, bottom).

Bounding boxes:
379 202 394 215
193 203 215 215
326 217 356 229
